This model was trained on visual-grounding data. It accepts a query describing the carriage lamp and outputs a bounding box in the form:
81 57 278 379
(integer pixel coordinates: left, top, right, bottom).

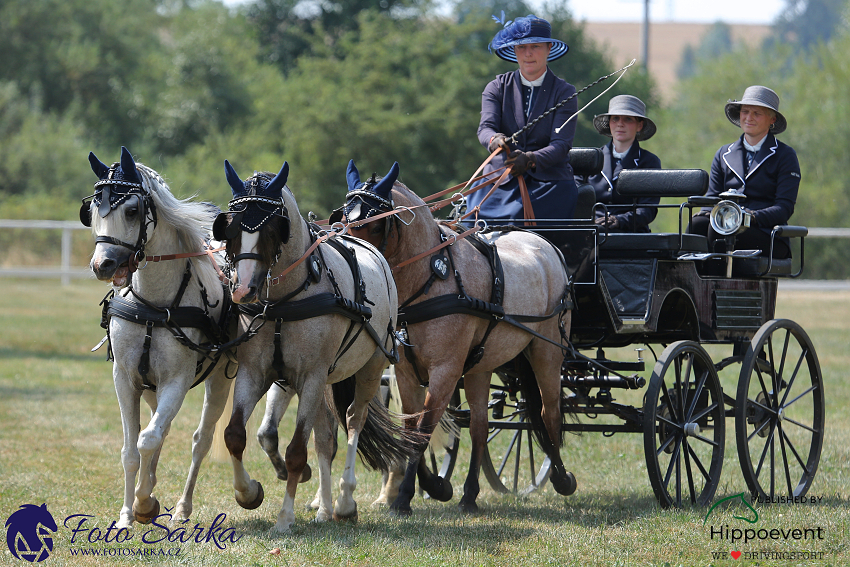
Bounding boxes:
709 200 751 236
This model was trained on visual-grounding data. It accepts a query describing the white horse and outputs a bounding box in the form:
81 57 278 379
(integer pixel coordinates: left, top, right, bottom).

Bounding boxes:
215 160 421 533
84 147 232 528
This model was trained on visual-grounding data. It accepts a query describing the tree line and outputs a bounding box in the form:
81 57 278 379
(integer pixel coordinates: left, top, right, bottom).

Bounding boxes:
1 0 847 275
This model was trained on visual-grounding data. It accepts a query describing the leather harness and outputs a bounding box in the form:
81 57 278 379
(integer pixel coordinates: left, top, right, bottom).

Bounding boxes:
236 233 398 387
100 259 234 391
397 224 573 385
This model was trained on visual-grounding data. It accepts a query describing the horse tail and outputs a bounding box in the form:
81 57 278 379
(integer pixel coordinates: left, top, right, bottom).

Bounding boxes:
211 379 235 462
329 375 426 472
386 366 459 454
515 354 566 453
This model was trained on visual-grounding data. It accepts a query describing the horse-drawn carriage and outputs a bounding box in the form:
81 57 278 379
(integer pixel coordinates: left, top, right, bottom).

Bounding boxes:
393 147 824 509
82 145 823 531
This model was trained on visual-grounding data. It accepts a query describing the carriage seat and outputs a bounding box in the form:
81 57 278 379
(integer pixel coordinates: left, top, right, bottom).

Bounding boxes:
569 148 603 220
732 225 807 277
599 169 710 257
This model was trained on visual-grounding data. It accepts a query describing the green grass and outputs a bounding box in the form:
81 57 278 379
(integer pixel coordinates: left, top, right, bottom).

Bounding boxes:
0 278 848 566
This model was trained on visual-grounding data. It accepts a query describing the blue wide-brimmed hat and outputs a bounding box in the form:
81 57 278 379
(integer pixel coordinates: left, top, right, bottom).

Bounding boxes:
489 13 568 63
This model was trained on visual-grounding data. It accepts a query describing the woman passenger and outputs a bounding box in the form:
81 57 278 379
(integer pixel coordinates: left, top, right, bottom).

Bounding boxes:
583 95 661 232
689 85 800 258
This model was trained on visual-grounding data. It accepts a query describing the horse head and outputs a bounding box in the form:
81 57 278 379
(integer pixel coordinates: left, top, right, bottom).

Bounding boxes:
215 160 295 303
333 160 408 252
84 147 156 287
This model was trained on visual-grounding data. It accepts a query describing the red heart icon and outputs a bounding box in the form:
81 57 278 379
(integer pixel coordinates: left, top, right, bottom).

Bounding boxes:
731 551 742 559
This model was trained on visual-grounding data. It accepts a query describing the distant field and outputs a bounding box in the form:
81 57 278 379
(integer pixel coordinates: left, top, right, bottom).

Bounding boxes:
0 278 847 566
582 22 771 101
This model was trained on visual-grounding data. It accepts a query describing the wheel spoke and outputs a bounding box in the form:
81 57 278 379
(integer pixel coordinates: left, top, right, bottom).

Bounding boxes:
685 367 709 422
663 435 683 490
656 431 676 457
682 438 697 503
754 421 778 480
679 354 693 419
689 432 720 448
780 424 811 475
496 429 520 478
777 423 795 495
686 441 711 481
512 428 522 493
781 415 818 435
661 375 681 423
747 417 772 442
783 385 818 411
778 347 808 408
690 401 719 425
656 412 682 430
775 329 792 397
526 428 537 485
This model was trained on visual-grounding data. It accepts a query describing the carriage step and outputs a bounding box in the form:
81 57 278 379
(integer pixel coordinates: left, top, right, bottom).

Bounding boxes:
562 374 646 390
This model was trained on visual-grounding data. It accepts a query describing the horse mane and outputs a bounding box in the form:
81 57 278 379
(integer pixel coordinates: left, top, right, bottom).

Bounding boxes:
136 163 222 290
389 181 441 250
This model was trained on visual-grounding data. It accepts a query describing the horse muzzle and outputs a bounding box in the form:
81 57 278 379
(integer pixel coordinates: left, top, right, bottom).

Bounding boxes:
91 246 133 287
231 269 265 304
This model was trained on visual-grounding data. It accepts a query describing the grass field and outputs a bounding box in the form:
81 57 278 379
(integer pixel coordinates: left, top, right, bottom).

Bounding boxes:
0 278 848 566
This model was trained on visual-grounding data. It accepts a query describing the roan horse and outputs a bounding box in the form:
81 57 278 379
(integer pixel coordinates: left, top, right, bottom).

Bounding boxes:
83 147 232 528
336 160 576 515
215 160 422 532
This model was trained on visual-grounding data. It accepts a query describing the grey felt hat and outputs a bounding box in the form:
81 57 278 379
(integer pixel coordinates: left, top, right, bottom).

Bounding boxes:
725 85 787 134
593 95 657 141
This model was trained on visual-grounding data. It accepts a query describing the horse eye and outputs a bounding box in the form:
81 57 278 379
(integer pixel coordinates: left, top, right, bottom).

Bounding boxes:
125 206 139 218
370 224 383 235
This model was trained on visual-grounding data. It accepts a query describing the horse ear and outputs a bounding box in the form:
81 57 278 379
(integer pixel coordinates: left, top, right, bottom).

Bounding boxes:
119 147 141 184
346 160 361 192
224 160 245 197
89 152 110 179
266 161 289 197
372 161 399 201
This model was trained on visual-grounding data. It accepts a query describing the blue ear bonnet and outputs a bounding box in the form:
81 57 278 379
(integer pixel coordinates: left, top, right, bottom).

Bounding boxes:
489 13 568 63
213 160 291 242
81 146 149 227
329 160 399 224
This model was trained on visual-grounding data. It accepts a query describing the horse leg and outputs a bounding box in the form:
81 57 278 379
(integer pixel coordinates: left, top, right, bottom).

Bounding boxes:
458 372 491 514
273 376 324 533
134 381 191 524
257 384 299 482
372 369 425 508
526 329 577 496
309 392 335 522
390 370 457 516
224 370 268 512
113 372 142 528
173 372 231 522
334 355 384 522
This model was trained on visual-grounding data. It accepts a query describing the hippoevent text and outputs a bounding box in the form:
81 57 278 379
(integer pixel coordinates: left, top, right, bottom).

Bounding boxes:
710 524 825 544
63 513 243 550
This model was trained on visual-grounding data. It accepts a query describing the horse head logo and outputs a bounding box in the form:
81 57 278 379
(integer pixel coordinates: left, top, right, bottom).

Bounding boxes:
5 504 58 563
703 492 759 525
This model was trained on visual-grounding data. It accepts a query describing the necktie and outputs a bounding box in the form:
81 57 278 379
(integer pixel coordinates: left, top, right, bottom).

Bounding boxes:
745 150 755 172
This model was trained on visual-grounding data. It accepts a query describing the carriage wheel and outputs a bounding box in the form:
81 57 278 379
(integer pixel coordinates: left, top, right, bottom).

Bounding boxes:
735 319 824 502
481 372 551 495
643 341 725 507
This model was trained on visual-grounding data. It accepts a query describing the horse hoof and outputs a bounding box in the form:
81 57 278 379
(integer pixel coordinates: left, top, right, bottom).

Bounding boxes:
388 502 412 518
426 477 453 502
300 463 312 483
458 500 480 515
133 497 161 525
552 471 577 496
333 503 357 523
236 481 265 510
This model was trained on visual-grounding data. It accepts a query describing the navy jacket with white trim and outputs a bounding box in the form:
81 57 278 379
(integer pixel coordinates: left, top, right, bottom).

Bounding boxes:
706 133 801 233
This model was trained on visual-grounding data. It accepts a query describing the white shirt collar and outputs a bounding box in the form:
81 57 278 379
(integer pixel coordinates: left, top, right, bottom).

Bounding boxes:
520 70 547 88
743 134 768 153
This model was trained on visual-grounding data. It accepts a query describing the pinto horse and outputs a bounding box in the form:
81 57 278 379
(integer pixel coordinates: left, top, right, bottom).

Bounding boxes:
83 147 232 528
215 160 421 533
337 160 576 515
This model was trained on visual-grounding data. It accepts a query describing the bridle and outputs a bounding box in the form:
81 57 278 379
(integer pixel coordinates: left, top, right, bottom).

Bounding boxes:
80 165 158 272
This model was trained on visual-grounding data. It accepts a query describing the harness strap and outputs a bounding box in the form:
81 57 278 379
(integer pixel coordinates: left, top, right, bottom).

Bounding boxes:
517 174 537 227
